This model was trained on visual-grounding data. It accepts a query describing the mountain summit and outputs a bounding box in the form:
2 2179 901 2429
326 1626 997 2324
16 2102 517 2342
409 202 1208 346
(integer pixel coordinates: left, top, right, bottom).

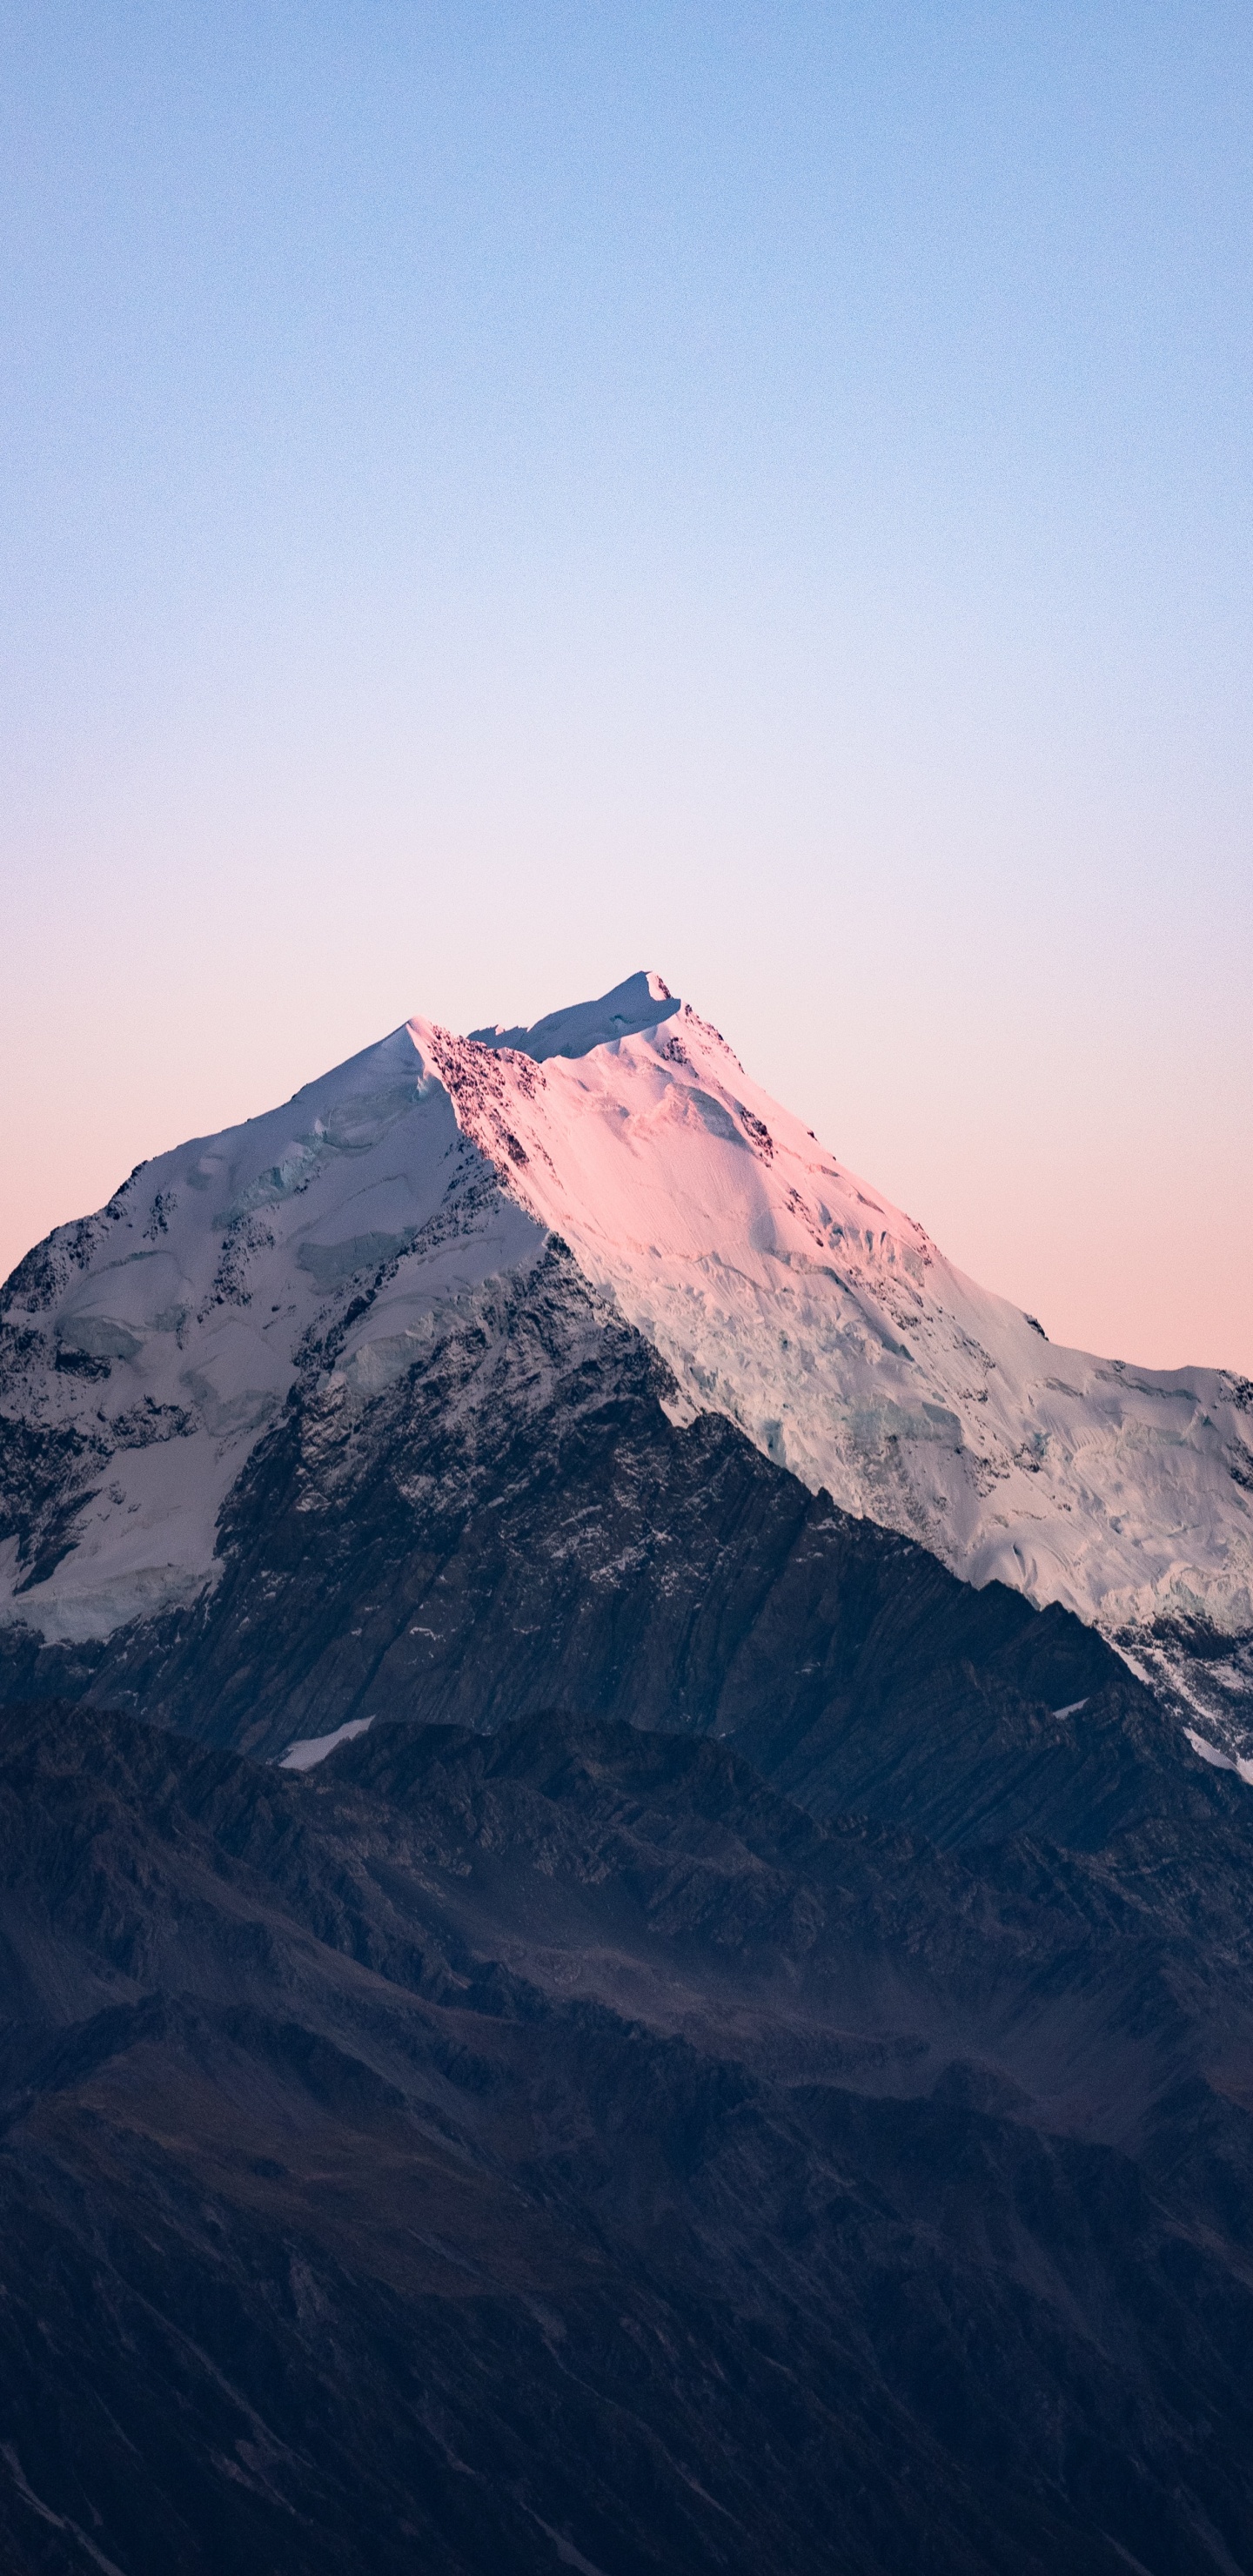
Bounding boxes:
1 972 1250 1743
468 965 681 1058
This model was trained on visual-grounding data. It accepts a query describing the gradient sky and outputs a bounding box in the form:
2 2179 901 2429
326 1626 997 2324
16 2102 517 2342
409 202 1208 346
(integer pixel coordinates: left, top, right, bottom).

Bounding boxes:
2 2 1250 1370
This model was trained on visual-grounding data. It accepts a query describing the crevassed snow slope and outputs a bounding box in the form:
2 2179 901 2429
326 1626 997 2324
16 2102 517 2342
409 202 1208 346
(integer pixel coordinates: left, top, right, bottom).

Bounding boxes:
2 969 1250 1693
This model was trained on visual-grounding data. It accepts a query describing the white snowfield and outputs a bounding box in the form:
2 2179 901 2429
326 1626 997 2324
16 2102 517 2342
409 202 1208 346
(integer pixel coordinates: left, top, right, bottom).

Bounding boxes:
279 1717 375 1773
3 970 1251 1710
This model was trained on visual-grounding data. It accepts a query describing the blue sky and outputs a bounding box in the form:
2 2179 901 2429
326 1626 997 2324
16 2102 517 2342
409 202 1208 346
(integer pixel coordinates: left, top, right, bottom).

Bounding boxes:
2 3 1250 1365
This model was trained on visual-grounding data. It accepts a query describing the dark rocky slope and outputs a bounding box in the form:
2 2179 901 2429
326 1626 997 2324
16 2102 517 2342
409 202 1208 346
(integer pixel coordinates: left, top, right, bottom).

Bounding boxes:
0 1249 1211 1848
0 1696 1250 2576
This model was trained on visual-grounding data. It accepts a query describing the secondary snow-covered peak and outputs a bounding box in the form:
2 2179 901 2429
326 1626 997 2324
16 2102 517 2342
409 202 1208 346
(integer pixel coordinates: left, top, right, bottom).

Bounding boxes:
467 969 680 1062
0 1020 544 1643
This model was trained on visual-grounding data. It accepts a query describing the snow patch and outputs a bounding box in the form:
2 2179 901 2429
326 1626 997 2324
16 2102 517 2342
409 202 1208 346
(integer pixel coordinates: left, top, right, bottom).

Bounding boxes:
1184 1727 1253 1786
279 1716 374 1771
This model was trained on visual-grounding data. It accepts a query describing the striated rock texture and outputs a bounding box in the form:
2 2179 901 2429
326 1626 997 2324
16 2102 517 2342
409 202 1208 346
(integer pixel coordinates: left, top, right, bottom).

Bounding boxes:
0 1694 1250 2576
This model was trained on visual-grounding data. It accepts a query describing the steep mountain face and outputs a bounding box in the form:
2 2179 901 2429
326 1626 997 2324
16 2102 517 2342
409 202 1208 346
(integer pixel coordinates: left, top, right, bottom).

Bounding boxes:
2 971 1250 1759
2 976 1252 2576
0 1224 1189 1855
0 1694 1250 2576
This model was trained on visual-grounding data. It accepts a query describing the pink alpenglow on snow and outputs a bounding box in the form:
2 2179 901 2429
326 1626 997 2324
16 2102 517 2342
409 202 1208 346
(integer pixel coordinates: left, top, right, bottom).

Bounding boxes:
1 971 1250 1717
415 976 1253 1667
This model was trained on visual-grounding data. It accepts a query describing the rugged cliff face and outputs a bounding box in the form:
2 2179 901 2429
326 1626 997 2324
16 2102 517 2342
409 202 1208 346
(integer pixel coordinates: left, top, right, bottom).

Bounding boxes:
0 1694 1250 2576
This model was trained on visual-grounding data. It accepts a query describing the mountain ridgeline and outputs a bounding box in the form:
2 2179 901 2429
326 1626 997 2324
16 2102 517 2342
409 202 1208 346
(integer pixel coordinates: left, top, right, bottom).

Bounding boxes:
0 974 1250 2573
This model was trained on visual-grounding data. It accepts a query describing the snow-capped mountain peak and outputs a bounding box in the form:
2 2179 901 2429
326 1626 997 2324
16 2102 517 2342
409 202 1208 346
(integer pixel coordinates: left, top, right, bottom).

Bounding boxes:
2 971 1251 1729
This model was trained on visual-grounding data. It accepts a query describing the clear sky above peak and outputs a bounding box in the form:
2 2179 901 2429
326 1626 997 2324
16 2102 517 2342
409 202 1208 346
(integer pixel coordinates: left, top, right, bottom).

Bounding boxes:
2 2 1250 1368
